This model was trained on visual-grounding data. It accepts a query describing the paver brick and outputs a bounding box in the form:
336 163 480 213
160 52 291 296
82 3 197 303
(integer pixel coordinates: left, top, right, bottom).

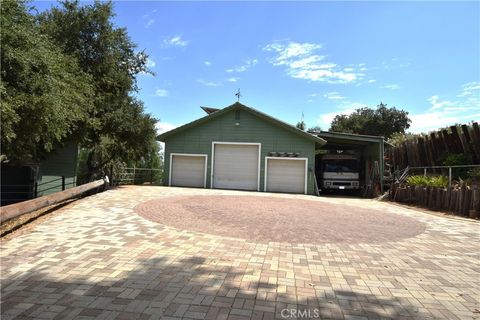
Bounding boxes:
1 186 479 320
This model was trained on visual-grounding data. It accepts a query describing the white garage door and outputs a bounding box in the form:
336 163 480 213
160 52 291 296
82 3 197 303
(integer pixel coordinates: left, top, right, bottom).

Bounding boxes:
170 154 206 188
265 158 307 194
212 143 259 190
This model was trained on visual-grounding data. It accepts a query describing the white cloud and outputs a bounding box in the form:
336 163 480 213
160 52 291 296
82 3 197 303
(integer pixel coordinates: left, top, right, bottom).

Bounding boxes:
155 121 177 135
154 89 169 97
263 40 364 84
156 121 178 150
379 58 411 70
427 95 453 111
163 35 188 47
227 77 239 82
457 81 480 97
226 59 258 73
316 101 368 129
368 79 377 83
145 18 155 28
409 112 465 133
317 108 356 129
142 13 155 28
204 61 212 66
324 92 345 100
383 84 401 90
264 42 321 66
409 82 480 133
197 79 221 87
146 58 156 68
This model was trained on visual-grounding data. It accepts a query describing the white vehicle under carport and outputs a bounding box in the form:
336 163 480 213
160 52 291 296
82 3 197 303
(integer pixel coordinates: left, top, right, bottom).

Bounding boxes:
320 154 360 190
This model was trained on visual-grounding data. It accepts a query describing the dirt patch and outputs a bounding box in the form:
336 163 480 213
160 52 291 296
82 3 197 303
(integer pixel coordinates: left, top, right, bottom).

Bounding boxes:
0 199 78 241
135 195 426 244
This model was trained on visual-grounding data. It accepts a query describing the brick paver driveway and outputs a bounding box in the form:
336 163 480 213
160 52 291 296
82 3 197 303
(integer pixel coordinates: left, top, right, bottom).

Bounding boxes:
1 186 479 320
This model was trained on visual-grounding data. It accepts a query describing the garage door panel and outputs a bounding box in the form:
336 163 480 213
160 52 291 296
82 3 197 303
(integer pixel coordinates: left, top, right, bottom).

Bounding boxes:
213 144 259 190
266 158 306 194
171 155 206 188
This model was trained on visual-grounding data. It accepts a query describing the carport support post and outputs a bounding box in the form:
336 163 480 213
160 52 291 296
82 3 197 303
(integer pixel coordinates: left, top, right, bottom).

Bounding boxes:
380 138 384 193
133 165 136 185
448 167 452 188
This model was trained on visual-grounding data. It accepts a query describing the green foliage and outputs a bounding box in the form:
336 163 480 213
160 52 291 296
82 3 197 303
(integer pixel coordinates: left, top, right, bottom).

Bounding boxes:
406 175 449 188
296 121 306 131
308 125 322 133
38 0 159 178
467 167 480 181
330 102 411 139
1 0 93 161
387 132 420 147
440 153 474 179
442 153 473 166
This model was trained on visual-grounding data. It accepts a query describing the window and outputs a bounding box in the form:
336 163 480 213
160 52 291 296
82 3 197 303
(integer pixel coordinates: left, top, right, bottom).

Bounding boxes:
322 159 358 173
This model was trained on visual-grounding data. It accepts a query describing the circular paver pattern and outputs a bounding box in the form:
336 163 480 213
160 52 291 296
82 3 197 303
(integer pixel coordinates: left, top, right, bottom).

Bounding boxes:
135 195 426 244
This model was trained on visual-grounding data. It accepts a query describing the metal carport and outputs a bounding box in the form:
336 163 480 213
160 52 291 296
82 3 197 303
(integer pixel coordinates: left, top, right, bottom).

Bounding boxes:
312 131 385 196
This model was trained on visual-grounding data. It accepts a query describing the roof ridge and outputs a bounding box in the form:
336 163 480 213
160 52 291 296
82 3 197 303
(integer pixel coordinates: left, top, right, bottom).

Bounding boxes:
157 102 326 145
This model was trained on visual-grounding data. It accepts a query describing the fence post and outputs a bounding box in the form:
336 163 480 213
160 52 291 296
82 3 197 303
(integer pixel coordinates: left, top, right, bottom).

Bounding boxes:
423 168 427 177
62 176 66 191
150 169 153 185
109 164 113 187
448 167 452 188
133 165 136 185
34 182 38 198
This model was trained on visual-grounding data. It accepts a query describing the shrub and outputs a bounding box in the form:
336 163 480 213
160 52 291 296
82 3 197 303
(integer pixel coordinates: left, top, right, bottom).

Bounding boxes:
406 175 448 188
442 153 473 166
468 167 480 178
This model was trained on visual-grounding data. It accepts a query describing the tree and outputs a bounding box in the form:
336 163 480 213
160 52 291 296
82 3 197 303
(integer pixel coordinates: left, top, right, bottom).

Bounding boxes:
329 103 411 138
38 0 158 179
0 0 93 162
308 125 322 133
296 121 306 131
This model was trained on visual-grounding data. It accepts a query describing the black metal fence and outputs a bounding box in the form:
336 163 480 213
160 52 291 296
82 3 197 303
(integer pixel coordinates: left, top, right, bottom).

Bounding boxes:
1 176 73 206
1 167 163 206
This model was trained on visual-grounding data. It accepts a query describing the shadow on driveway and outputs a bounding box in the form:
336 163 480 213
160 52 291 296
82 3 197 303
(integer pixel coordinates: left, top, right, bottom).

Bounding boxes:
1 255 423 319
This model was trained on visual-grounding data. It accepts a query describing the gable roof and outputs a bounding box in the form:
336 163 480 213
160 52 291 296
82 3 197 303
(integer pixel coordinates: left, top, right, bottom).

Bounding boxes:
200 106 220 114
157 102 326 145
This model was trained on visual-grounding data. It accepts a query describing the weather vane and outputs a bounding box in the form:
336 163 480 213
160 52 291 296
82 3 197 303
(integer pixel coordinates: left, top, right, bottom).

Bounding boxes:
235 89 242 102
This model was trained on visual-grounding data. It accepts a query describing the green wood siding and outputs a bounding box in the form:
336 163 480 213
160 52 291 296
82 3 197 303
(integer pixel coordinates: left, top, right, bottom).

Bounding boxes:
164 109 316 194
37 142 78 196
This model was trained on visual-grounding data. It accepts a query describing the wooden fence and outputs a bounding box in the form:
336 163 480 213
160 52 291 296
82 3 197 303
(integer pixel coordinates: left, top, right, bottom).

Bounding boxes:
389 122 480 170
390 183 480 218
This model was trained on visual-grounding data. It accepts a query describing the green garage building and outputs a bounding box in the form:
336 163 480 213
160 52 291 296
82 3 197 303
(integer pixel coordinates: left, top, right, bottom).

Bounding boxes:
157 102 326 195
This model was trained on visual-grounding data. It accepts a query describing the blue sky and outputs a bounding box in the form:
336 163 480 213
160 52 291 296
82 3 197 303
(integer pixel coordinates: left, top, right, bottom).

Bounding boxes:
35 1 480 134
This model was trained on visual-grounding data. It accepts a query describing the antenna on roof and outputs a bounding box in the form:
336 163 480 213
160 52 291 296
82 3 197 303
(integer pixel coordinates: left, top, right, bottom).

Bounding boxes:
235 89 242 102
